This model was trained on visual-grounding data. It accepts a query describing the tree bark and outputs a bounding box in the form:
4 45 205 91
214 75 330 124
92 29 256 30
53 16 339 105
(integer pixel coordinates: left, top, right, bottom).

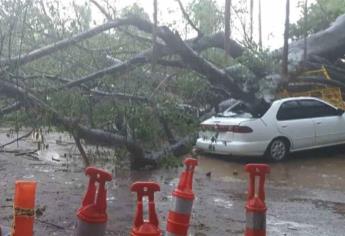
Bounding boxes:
224 0 232 56
72 135 90 167
152 0 158 70
176 0 203 37
289 14 345 68
0 102 21 118
303 0 308 62
258 0 262 49
282 0 290 80
250 0 254 41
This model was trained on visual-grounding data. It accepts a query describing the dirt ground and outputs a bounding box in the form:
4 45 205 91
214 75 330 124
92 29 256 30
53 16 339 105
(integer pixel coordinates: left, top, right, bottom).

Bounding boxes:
0 128 345 235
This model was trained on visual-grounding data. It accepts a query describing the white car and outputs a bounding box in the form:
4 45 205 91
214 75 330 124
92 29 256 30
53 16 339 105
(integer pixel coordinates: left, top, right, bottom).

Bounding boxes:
195 97 345 161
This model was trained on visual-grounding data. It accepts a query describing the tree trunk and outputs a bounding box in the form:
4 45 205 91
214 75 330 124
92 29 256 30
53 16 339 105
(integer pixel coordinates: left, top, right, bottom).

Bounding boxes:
282 0 290 81
303 0 308 62
250 0 254 41
224 0 232 57
152 0 158 70
258 0 262 49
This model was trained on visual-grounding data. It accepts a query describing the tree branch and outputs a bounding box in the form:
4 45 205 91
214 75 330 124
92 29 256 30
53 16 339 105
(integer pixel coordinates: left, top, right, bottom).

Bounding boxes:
90 0 113 21
72 134 90 167
175 0 203 38
0 102 21 117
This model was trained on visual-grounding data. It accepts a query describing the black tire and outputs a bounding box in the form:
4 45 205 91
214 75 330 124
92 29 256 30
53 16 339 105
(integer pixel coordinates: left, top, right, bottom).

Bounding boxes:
265 138 289 161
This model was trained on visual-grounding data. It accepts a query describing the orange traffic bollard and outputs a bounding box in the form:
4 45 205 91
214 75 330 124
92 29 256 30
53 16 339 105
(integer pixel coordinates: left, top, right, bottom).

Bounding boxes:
12 180 37 236
74 167 112 236
244 164 270 236
130 182 162 236
166 157 198 236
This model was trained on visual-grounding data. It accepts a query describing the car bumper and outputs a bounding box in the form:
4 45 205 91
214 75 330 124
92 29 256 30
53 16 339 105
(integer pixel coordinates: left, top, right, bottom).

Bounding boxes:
195 138 269 156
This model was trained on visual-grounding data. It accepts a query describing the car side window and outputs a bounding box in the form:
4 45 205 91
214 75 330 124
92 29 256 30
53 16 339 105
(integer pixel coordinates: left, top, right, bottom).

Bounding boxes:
277 101 301 120
298 99 338 118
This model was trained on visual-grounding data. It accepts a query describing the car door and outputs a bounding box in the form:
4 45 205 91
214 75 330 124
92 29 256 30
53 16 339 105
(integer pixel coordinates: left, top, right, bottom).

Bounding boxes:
276 100 315 150
299 99 345 146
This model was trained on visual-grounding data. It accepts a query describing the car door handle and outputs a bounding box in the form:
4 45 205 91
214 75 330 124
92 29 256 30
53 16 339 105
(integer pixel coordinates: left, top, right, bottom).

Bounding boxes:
316 122 322 125
281 125 288 128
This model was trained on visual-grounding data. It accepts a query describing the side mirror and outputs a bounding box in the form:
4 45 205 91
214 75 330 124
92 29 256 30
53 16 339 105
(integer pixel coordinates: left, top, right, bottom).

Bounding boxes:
336 108 344 116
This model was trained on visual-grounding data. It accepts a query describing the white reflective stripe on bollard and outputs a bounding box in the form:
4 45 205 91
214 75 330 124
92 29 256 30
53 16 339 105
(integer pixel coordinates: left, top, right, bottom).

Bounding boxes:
74 220 106 236
246 212 266 230
0 226 10 236
171 196 193 215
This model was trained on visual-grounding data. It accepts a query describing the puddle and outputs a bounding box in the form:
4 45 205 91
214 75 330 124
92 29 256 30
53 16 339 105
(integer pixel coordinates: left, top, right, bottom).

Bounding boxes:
290 198 345 218
268 219 315 229
197 146 345 190
23 174 35 179
107 196 116 201
213 197 233 208
267 218 316 236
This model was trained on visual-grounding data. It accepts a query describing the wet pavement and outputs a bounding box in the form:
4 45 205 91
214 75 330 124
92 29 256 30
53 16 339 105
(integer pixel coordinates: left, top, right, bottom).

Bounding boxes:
0 128 345 235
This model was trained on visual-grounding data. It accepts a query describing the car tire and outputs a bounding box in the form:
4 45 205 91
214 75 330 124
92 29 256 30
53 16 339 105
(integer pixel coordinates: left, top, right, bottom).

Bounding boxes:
266 138 289 161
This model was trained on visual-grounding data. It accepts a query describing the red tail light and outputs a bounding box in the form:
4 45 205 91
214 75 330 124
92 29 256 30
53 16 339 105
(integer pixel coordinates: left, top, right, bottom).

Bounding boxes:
232 125 253 133
216 125 229 132
201 124 253 133
201 124 216 131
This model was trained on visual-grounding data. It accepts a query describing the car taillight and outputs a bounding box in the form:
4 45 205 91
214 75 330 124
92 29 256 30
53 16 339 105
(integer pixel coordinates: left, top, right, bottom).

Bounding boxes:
201 124 253 133
233 125 253 133
216 125 229 132
201 124 215 131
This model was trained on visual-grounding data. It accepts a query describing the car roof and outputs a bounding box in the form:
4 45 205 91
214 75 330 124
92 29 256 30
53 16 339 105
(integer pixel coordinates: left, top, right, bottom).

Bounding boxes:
274 96 327 103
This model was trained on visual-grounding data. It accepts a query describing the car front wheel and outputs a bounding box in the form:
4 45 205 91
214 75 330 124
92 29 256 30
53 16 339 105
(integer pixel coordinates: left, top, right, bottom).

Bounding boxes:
266 138 289 161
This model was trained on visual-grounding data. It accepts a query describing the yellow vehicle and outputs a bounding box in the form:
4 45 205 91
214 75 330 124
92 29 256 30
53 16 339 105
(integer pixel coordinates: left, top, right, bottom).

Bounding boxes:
279 66 345 109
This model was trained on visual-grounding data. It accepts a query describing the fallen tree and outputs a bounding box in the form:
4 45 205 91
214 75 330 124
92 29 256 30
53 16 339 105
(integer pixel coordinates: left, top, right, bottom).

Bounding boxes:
1 1 345 168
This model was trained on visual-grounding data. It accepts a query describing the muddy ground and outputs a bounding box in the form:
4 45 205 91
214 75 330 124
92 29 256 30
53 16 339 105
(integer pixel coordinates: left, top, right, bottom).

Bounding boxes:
0 128 345 235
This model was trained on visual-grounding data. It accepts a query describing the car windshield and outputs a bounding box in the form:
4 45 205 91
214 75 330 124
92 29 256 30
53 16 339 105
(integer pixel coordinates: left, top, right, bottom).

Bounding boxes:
217 101 271 118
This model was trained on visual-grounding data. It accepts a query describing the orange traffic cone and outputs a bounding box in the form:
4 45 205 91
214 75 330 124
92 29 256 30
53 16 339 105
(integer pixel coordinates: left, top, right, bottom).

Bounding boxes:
244 164 270 236
74 167 112 236
130 182 162 236
12 180 37 236
166 157 198 236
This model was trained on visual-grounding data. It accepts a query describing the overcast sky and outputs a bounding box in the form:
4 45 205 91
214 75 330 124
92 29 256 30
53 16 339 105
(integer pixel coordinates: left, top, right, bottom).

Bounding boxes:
64 0 316 49
109 0 316 49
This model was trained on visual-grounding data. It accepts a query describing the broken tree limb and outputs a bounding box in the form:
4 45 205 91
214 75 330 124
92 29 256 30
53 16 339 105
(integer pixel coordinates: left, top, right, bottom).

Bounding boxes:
0 20 125 66
286 14 345 71
0 102 21 117
60 53 147 89
15 149 38 157
154 26 256 102
90 0 112 21
145 133 197 161
0 129 33 149
0 16 245 68
175 0 203 38
72 135 90 167
0 77 197 168
0 78 146 162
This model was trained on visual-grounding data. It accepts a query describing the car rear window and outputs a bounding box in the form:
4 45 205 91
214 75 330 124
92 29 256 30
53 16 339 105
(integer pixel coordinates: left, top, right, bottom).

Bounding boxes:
219 101 271 118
